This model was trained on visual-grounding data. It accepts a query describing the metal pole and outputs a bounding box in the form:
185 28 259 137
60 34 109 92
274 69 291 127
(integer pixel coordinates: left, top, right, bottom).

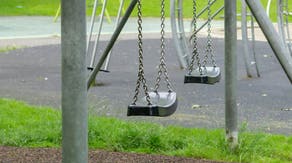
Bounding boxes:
245 0 292 83
197 0 217 18
224 0 238 149
87 0 138 89
176 0 190 67
53 4 61 22
277 0 286 45
103 0 125 71
170 0 190 69
61 0 88 162
193 6 224 35
241 0 253 77
266 0 272 18
250 13 261 77
86 0 99 55
89 0 108 69
283 0 292 55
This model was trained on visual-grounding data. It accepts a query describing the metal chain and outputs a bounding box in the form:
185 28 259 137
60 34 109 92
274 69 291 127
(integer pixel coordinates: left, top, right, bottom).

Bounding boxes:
188 0 203 75
203 0 217 67
154 0 173 92
132 0 151 105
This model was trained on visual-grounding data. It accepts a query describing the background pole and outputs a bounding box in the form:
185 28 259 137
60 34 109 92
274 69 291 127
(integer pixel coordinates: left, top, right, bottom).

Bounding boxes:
245 0 292 83
61 0 88 162
241 0 253 78
224 0 238 149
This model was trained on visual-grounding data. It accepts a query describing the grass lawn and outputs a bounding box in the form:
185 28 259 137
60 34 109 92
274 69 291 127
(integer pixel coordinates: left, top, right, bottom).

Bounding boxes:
0 0 281 21
0 98 291 163
0 46 22 53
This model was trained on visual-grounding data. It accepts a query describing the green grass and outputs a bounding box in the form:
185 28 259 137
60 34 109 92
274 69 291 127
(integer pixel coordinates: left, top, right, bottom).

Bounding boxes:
0 98 291 162
0 0 59 16
0 46 22 53
0 0 283 21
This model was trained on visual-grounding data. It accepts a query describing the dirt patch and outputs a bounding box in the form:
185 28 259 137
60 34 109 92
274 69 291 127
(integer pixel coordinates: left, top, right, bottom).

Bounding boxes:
0 146 227 163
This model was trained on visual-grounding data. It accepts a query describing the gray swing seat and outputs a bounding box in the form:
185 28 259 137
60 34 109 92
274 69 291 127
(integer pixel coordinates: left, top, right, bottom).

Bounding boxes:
127 91 178 117
184 66 221 84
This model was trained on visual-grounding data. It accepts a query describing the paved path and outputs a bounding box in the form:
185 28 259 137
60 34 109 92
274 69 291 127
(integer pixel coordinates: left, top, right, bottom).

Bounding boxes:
0 17 291 135
0 16 226 39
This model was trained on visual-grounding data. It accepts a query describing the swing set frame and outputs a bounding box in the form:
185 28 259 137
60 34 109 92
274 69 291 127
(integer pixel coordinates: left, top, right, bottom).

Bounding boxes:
61 0 292 162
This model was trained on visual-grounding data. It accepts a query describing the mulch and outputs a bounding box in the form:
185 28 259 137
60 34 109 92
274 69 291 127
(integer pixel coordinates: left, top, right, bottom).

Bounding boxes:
0 146 226 163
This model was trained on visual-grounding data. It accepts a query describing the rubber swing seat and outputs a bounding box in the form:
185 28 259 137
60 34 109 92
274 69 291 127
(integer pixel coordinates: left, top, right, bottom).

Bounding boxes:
184 66 221 84
127 91 178 117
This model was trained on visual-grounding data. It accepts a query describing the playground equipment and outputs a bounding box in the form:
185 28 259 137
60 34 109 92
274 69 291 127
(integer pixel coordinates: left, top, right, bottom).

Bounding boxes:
241 0 260 78
170 0 191 69
266 0 292 56
170 0 224 69
61 0 292 161
128 0 178 116
277 0 292 55
87 0 125 72
245 0 292 82
103 0 125 71
184 0 221 84
87 0 108 71
171 0 261 78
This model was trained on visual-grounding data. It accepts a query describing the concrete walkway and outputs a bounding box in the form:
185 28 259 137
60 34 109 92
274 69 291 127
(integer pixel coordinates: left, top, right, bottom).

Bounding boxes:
0 16 269 47
0 16 229 39
0 16 180 38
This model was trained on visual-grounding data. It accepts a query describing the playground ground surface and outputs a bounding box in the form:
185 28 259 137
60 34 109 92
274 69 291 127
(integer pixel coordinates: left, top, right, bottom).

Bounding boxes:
0 146 224 163
0 16 291 162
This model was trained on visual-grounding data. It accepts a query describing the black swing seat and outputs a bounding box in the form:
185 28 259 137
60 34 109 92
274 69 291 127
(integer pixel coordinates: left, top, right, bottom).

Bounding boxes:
87 67 110 73
184 66 221 84
127 92 178 117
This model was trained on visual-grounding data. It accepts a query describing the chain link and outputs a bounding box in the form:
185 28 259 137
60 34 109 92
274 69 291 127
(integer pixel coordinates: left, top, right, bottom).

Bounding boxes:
188 0 203 75
203 0 217 67
131 0 151 105
154 0 173 92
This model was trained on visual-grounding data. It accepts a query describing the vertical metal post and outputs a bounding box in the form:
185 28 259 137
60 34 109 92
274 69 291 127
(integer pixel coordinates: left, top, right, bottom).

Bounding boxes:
245 0 292 83
224 0 238 149
61 0 88 162
241 0 253 77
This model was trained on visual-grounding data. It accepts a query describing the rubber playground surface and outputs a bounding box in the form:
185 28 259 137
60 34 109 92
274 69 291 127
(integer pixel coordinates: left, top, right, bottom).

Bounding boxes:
0 17 291 135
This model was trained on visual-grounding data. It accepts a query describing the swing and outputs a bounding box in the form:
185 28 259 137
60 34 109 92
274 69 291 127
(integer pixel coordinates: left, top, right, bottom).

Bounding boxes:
184 0 221 84
127 0 178 117
185 66 220 84
128 92 177 116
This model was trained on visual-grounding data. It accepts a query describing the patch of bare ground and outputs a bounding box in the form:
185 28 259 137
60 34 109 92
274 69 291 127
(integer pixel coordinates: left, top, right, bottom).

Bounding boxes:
0 146 228 163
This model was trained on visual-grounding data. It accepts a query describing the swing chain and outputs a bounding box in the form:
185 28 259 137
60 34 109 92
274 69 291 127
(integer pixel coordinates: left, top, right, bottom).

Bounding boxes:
188 0 203 75
203 0 217 67
132 0 151 105
154 0 173 92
